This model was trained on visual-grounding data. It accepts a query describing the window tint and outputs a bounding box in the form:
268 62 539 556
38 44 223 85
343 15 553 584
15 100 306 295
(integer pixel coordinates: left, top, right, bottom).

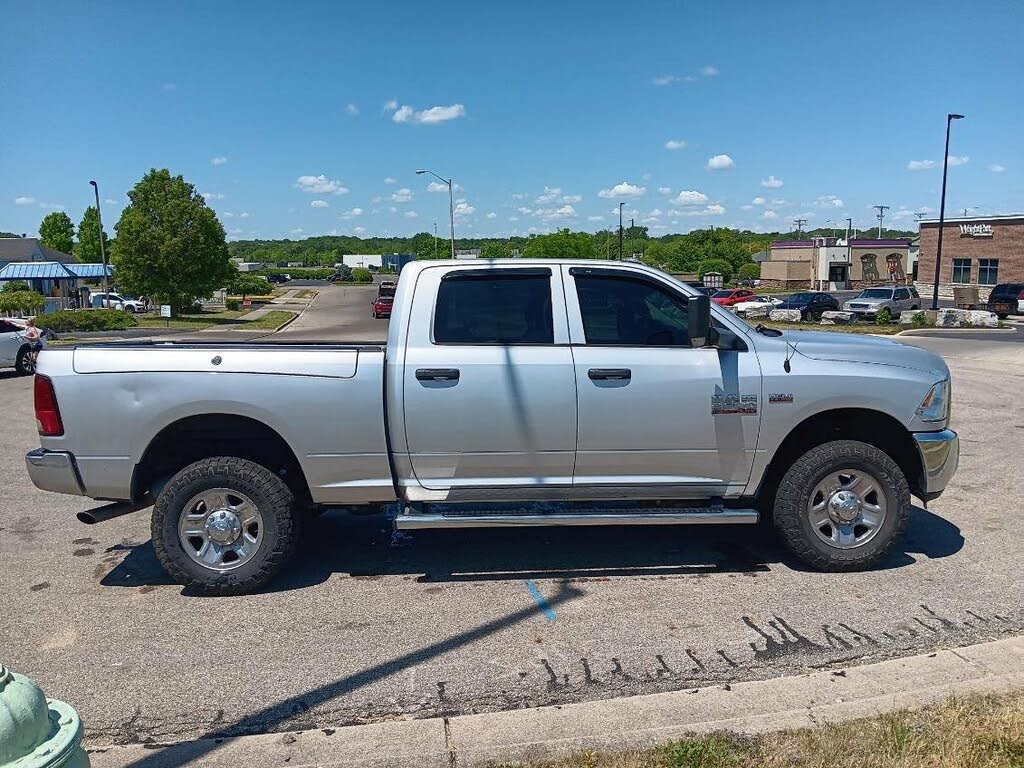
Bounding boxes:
575 274 689 346
978 259 999 286
895 288 910 300
433 272 553 344
0 320 19 333
952 259 971 284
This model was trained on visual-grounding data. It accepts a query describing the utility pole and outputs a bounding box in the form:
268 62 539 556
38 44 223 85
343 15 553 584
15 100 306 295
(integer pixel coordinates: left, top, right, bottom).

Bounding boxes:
88 181 109 297
433 221 438 259
618 202 625 261
932 113 965 310
914 212 928 222
415 169 455 258
792 218 807 238
873 205 890 238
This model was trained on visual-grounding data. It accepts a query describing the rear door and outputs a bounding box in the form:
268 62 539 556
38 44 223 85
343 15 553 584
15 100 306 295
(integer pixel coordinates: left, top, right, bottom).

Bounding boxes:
400 265 577 495
564 266 760 497
0 320 21 366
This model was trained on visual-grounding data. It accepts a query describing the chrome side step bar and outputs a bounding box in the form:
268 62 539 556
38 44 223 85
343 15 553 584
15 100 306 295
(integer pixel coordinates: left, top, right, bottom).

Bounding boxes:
395 508 759 530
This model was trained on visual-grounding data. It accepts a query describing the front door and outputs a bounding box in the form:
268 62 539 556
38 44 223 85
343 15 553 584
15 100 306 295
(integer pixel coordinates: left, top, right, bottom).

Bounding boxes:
0 321 22 367
563 266 761 497
400 266 577 495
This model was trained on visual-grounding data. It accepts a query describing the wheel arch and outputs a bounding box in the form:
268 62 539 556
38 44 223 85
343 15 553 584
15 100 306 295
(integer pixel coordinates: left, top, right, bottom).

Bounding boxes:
132 413 311 505
755 407 923 516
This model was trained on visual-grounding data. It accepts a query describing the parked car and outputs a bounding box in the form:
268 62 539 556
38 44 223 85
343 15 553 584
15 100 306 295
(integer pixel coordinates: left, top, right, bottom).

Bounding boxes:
843 285 920 320
683 281 713 297
371 294 394 319
265 274 291 285
731 295 783 313
27 259 959 594
0 318 45 375
711 288 757 307
91 292 146 313
775 291 840 320
985 283 1024 319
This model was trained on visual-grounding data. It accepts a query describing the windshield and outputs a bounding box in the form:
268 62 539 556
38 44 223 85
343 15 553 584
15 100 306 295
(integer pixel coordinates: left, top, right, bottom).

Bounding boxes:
858 288 893 299
788 293 814 302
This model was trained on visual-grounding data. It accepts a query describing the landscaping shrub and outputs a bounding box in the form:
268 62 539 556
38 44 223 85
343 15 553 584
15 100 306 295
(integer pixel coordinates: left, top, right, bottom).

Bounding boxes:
0 290 46 315
226 298 240 311
1 280 31 293
910 311 929 328
875 307 892 325
351 267 373 283
737 263 760 280
259 267 334 280
37 309 138 332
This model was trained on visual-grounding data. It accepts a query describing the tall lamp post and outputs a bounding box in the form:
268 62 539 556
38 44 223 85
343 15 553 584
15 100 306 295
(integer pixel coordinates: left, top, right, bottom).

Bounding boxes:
931 113 965 310
415 169 455 258
618 202 625 261
88 181 110 297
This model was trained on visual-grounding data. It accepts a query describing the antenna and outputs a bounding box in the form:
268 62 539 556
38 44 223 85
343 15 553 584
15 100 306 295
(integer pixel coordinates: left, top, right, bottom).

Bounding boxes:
792 218 808 237
914 211 928 222
873 205 890 238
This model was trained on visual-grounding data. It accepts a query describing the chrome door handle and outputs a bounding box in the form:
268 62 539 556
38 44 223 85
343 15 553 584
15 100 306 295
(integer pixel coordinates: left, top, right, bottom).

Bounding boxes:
415 368 460 381
588 368 631 381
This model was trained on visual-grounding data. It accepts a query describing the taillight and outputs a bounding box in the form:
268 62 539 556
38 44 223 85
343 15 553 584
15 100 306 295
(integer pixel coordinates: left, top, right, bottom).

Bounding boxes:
1018 290 1024 300
34 375 64 437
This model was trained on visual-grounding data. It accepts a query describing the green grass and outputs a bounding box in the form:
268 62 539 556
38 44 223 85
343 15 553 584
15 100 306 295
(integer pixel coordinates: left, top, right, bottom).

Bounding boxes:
135 309 248 329
496 692 1024 768
243 310 296 329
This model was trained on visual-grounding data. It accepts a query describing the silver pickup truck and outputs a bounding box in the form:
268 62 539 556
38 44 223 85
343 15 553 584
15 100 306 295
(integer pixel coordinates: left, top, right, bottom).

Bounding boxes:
26 260 959 594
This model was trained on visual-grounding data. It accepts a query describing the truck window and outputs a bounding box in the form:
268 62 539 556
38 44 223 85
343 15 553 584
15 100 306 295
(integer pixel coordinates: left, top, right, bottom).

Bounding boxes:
575 274 689 346
433 272 553 344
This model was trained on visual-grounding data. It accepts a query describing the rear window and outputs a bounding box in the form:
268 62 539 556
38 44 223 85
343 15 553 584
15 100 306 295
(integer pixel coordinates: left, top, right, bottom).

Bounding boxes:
991 284 1024 299
433 271 553 344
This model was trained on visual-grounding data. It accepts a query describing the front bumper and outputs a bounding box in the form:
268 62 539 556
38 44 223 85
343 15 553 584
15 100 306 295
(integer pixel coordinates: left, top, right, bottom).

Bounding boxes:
912 429 959 500
25 449 86 496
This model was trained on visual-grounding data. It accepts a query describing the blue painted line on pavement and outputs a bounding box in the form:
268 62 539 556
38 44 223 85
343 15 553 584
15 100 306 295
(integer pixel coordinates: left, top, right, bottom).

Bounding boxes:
525 579 556 622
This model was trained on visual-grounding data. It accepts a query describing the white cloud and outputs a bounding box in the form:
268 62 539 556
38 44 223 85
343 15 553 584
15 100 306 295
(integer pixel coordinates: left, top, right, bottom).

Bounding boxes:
391 188 413 203
679 204 726 217
699 65 719 77
210 156 227 166
657 186 672 195
706 154 734 170
295 174 349 195
353 226 367 234
310 199 329 208
511 192 529 200
345 103 359 116
404 211 419 218
816 194 844 208
947 155 969 166
760 175 784 188
426 180 463 193
704 204 726 215
383 176 397 184
987 163 1006 173
741 204 753 211
674 190 709 206
598 181 646 199
392 103 466 124
239 212 250 218
517 206 532 215
535 186 562 204
587 215 604 222
508 216 519 222
202 192 225 200
762 210 778 219
652 75 676 86
340 207 363 219
453 200 475 217
907 160 937 170
752 196 766 205
486 211 497 219
14 196 35 205
222 212 234 218
291 227 304 235
382 99 398 112
161 83 177 92
103 198 119 205
561 194 583 204
664 139 687 150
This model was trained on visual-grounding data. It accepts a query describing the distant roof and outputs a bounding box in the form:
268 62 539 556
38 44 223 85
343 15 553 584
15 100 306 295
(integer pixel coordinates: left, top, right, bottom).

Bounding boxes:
0 237 74 263
66 263 112 278
0 261 111 280
849 239 911 247
770 241 815 248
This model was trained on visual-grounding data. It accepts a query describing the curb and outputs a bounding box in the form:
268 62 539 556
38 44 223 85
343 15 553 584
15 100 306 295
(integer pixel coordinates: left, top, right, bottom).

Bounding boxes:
89 635 1023 768
896 326 1017 335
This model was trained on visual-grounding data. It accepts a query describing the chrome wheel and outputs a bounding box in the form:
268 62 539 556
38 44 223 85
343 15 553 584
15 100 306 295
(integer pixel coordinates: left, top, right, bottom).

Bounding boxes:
807 469 887 550
177 488 263 572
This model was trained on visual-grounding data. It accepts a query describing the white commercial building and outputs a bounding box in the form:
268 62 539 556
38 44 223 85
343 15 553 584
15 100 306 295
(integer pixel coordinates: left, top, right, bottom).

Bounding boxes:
342 254 383 269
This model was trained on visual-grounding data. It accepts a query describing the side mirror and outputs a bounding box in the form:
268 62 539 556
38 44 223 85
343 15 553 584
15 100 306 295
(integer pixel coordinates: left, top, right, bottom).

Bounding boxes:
688 294 711 348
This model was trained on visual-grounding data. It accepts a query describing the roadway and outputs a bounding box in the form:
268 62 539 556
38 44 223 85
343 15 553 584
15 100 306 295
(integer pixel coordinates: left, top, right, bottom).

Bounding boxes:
0 285 1021 751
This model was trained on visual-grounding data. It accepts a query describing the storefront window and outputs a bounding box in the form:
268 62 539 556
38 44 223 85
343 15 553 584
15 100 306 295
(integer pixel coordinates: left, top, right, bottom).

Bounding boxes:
951 258 971 284
978 259 999 285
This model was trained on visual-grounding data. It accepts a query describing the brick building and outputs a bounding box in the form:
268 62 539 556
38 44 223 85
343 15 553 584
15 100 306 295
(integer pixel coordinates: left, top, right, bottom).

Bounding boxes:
760 238 912 290
916 214 1024 300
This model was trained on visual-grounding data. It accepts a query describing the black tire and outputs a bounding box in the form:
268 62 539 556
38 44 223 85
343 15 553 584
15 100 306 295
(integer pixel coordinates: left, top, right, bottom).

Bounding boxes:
152 457 299 595
15 345 37 375
773 440 909 571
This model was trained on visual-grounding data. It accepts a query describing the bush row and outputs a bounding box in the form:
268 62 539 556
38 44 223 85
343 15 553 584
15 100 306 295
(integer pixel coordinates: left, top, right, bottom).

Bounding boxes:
37 309 139 332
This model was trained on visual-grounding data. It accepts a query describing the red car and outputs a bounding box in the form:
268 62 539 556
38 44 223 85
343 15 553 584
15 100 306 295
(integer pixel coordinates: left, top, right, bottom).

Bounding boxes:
371 295 394 319
711 288 756 306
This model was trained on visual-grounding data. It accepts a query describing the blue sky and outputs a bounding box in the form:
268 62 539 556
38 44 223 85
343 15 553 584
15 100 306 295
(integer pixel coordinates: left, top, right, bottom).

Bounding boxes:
3 0 1023 241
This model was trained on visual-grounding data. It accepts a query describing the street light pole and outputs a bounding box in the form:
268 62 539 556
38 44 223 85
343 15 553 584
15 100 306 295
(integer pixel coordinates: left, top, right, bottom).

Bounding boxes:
618 202 625 261
931 113 965 311
88 180 109 296
416 169 455 258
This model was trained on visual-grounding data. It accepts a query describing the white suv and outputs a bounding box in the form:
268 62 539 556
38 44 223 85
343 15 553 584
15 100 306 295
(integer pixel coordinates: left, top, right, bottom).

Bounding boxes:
843 285 921 320
0 318 43 374
91 293 146 313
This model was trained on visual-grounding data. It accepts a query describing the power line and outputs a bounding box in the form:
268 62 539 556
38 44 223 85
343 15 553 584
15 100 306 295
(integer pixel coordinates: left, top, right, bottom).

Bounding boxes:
792 218 807 237
914 212 928 222
873 205 890 238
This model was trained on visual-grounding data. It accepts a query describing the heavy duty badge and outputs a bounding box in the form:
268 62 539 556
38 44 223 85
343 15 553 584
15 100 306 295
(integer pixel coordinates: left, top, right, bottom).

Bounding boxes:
711 394 758 415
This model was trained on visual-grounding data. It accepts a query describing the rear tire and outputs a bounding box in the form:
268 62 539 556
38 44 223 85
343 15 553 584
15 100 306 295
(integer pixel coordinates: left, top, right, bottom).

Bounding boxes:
152 457 299 595
773 440 908 571
15 345 37 375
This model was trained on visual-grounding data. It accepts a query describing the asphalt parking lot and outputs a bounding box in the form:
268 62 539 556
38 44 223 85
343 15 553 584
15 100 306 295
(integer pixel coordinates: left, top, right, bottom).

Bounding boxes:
1 287 1022 751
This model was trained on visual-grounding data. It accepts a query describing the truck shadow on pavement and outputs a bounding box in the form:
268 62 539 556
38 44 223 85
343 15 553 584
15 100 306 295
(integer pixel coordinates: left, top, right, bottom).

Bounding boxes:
100 504 963 595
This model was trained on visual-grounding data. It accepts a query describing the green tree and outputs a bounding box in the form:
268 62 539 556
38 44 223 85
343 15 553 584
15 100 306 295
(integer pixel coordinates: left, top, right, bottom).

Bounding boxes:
1 280 31 293
74 206 109 263
522 229 597 260
228 272 270 300
38 211 74 254
0 291 46 315
351 267 372 283
112 169 234 312
698 258 734 284
479 240 512 260
738 263 760 280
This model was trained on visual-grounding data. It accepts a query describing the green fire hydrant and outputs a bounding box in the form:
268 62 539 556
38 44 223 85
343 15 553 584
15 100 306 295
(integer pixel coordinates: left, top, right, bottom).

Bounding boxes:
0 663 88 767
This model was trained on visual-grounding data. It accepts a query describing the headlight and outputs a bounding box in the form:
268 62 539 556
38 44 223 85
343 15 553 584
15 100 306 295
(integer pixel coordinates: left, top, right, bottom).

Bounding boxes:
917 378 950 422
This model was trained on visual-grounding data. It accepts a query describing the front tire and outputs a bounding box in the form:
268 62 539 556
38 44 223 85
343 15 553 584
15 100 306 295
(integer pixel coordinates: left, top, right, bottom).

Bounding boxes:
773 440 909 571
152 457 299 595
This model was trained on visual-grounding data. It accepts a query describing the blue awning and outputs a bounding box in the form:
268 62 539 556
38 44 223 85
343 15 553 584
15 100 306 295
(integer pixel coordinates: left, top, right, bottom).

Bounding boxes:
65 263 113 278
0 261 112 280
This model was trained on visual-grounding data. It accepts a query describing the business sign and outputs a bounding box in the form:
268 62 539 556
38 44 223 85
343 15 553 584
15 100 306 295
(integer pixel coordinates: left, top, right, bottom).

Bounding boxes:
959 223 993 238
160 304 172 318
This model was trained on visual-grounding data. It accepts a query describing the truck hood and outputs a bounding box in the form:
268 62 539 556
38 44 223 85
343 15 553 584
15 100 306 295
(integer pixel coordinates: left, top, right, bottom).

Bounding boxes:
786 330 948 376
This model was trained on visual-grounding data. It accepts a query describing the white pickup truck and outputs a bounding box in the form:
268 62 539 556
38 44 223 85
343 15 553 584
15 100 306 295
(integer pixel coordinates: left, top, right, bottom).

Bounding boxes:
26 260 959 594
